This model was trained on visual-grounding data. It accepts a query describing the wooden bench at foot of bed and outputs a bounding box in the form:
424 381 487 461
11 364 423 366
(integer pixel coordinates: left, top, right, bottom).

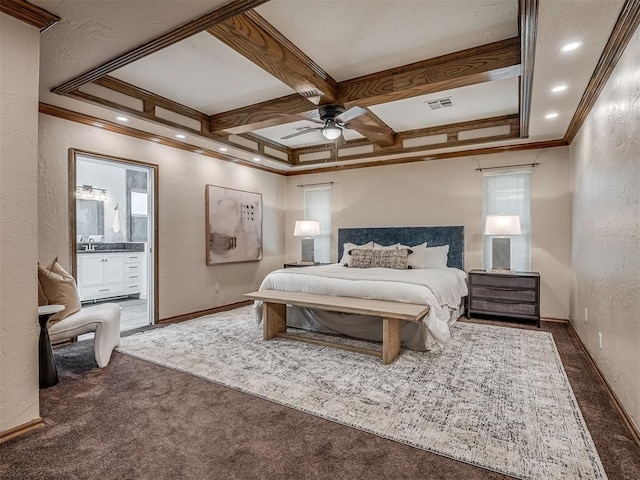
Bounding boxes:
244 290 430 365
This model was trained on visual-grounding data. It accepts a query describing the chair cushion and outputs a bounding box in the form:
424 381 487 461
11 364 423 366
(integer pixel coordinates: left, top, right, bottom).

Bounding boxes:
38 258 81 324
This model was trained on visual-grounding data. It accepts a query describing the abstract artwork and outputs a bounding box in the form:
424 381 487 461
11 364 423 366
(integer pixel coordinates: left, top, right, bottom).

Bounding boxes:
205 185 262 265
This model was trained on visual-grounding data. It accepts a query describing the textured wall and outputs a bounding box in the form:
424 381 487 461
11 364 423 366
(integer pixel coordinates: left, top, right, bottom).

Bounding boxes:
285 147 572 319
38 116 286 319
0 14 40 433
570 27 640 431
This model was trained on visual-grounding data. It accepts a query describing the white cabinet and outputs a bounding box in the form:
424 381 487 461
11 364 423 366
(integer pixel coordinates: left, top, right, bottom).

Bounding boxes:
78 252 143 302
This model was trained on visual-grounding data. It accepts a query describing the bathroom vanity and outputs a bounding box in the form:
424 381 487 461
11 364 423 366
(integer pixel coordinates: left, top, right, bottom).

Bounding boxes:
77 243 145 302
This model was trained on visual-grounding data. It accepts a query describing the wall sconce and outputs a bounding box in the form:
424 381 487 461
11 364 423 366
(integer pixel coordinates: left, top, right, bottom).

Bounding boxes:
76 185 107 201
294 220 320 264
484 215 521 272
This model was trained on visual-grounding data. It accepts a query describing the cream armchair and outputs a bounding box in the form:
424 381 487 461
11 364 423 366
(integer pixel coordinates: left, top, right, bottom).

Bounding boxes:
49 303 121 368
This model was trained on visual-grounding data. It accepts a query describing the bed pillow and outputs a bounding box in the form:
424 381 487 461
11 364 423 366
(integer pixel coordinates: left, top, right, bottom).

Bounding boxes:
424 245 450 268
349 248 409 269
373 243 399 250
339 241 373 265
398 242 428 269
38 258 81 324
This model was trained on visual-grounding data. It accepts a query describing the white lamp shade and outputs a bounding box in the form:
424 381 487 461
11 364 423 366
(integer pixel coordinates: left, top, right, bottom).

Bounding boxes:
294 220 320 237
484 215 521 236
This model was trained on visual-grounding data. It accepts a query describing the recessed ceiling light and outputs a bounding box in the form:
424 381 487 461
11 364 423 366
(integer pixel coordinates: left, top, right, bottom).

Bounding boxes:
116 116 128 122
545 112 559 119
561 41 582 52
175 134 186 139
219 147 228 152
253 157 261 162
551 84 568 93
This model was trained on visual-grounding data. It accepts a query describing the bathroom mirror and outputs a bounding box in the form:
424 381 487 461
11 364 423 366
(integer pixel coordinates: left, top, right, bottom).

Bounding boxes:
76 199 105 239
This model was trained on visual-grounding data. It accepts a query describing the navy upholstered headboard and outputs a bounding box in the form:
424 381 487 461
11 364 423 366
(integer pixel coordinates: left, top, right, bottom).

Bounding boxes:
337 226 465 270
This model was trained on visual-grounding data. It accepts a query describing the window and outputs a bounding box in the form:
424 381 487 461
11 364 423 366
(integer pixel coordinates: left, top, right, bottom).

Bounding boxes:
303 186 331 263
483 172 531 271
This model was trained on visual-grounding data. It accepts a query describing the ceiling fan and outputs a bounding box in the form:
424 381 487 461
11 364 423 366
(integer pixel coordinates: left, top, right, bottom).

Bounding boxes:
279 105 393 143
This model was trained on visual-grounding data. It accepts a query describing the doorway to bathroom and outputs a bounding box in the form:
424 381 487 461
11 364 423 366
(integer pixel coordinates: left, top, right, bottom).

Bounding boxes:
70 149 158 331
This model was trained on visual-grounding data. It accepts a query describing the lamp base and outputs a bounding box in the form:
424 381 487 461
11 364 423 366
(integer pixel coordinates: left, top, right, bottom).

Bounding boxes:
301 237 315 263
491 237 511 271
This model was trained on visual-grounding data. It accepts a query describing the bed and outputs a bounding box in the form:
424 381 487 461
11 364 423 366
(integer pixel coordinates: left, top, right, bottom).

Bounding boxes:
253 226 468 351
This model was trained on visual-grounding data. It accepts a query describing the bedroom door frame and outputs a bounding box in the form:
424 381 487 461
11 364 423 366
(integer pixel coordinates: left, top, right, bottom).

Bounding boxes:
68 148 160 325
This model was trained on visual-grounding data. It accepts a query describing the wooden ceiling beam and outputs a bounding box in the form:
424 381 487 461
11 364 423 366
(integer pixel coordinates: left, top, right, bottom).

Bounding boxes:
207 11 337 105
0 0 60 31
336 37 521 108
519 0 539 138
51 0 271 94
293 114 519 164
209 37 521 136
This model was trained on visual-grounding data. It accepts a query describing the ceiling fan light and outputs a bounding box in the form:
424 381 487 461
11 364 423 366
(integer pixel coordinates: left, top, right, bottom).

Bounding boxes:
321 121 342 140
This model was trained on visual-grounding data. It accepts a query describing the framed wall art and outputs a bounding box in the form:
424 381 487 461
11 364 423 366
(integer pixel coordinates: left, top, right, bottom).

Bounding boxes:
205 185 263 265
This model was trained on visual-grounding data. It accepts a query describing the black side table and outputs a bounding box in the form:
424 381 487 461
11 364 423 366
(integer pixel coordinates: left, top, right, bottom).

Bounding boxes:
38 305 64 388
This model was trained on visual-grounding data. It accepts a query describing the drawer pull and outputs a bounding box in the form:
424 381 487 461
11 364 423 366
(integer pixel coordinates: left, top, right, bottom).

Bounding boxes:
129 256 139 259
129 266 138 269
129 275 138 279
99 289 109 292
129 285 138 289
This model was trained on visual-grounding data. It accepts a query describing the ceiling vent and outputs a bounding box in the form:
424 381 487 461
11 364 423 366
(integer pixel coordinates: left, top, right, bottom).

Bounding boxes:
426 97 453 110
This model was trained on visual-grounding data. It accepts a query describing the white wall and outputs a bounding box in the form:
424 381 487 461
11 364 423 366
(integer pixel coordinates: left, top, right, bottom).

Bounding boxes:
38 116 286 319
569 27 640 431
286 147 572 319
0 14 41 434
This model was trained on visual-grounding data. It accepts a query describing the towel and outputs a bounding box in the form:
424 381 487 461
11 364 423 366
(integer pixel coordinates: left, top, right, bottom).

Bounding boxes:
112 207 121 234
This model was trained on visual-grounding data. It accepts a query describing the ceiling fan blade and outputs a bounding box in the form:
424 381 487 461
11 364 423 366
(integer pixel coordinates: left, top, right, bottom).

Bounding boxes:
344 122 394 135
335 106 367 123
280 127 321 140
278 113 323 125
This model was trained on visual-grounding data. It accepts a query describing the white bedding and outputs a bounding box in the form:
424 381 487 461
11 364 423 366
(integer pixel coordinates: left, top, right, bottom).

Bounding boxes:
253 264 468 349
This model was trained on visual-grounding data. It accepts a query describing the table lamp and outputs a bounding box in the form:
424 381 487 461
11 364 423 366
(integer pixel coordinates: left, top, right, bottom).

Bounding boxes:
484 215 521 272
294 220 320 263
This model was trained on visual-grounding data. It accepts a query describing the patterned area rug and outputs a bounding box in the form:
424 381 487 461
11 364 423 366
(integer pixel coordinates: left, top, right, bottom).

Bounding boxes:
117 306 606 480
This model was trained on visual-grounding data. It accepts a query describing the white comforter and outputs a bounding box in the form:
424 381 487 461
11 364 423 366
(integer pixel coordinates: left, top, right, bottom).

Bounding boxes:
254 264 468 348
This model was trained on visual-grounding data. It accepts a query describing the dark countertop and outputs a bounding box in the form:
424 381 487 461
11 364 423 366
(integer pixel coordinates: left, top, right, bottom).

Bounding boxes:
77 242 145 254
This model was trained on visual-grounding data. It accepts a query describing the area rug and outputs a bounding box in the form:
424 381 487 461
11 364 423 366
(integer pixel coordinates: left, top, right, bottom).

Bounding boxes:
116 306 607 480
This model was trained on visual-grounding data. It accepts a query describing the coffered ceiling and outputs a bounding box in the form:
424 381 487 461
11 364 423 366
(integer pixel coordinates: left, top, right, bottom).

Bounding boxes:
31 0 633 174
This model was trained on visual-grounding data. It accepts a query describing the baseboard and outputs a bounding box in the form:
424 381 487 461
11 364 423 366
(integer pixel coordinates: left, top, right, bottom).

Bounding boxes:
159 300 253 324
0 418 43 444
541 317 569 323
567 321 640 448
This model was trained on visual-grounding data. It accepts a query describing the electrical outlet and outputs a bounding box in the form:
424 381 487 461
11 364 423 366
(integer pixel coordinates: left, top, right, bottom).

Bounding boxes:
598 332 602 349
214 283 220 292
584 307 588 323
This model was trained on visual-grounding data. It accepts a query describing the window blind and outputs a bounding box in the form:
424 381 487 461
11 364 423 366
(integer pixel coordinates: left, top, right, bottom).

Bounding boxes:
304 186 331 263
483 172 531 271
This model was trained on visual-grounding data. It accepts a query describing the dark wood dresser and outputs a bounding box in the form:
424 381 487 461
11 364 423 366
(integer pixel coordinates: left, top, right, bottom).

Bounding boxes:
467 269 540 327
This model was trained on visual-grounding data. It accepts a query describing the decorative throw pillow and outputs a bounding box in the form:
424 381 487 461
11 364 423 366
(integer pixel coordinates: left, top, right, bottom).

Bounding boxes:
399 242 428 269
38 278 48 306
349 248 409 269
339 241 373 265
38 258 81 324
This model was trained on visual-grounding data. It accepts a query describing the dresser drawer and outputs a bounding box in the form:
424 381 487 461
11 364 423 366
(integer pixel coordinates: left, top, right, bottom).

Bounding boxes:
470 298 537 318
470 274 537 290
124 253 143 264
471 286 537 302
124 263 141 274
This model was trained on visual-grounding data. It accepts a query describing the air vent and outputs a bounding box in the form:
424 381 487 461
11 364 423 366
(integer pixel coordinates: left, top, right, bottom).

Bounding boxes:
425 97 453 110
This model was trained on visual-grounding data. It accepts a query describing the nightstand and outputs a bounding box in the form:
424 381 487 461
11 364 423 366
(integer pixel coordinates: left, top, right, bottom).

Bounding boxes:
466 269 540 327
283 262 326 268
